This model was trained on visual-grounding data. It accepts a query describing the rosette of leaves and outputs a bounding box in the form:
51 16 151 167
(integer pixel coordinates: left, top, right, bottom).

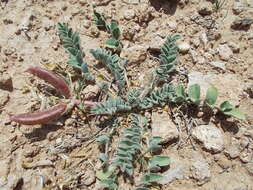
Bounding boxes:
57 23 94 81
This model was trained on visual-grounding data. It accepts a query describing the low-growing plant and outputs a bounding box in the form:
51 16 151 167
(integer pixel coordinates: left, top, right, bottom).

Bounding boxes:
9 10 245 190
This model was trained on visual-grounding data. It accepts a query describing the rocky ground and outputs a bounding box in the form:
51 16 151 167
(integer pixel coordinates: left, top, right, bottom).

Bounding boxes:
0 0 253 189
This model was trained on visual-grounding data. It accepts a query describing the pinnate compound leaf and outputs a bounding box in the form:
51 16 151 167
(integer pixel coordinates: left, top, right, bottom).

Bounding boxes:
205 87 218 107
188 84 201 104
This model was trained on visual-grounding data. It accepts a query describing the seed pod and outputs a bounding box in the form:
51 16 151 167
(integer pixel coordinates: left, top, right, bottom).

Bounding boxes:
10 103 67 125
26 67 71 98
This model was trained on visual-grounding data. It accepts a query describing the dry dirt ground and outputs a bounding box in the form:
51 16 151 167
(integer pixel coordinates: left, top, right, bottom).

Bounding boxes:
0 0 253 190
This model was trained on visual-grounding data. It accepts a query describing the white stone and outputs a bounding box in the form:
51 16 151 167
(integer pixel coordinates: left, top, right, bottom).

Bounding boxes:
178 42 190 54
151 112 179 144
209 61 226 70
192 124 224 153
167 21 177 31
120 45 147 64
191 156 211 185
199 32 208 48
124 9 135 20
158 156 187 185
217 44 233 61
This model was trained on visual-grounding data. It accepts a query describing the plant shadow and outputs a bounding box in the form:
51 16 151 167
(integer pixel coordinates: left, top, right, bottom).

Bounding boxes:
23 116 68 142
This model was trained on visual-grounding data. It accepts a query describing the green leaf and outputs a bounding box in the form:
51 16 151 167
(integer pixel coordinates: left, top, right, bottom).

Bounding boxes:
219 101 233 112
66 60 80 67
99 179 117 190
110 21 120 39
148 137 163 153
140 173 163 185
97 153 108 163
205 87 218 107
219 101 245 120
188 84 201 104
96 169 113 180
149 156 170 167
93 10 107 29
96 135 109 143
175 84 186 102
105 39 120 49
223 108 246 120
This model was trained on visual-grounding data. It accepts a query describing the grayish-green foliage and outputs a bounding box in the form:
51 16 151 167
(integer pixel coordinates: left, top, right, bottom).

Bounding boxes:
127 89 142 107
140 84 177 109
90 48 127 91
91 97 131 115
57 23 94 81
112 114 147 176
155 35 180 82
93 11 121 50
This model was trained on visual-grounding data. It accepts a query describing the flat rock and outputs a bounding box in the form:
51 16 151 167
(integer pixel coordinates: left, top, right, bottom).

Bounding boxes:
120 45 147 65
209 61 226 70
188 72 244 106
217 44 233 61
124 9 136 20
158 156 187 185
147 34 165 51
81 170 96 186
190 156 211 185
178 42 190 54
151 112 179 144
224 145 240 159
192 124 224 153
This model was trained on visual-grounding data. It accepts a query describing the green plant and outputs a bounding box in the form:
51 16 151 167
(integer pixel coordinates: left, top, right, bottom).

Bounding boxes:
57 23 94 82
93 11 122 51
213 0 226 12
90 48 127 91
11 12 246 190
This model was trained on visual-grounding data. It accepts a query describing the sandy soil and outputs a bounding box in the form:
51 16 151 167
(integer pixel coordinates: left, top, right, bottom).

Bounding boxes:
0 0 253 190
